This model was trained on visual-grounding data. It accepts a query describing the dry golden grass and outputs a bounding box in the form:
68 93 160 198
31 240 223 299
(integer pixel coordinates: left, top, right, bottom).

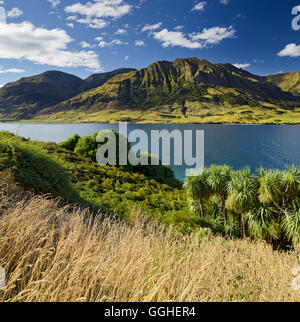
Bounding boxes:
1 180 300 302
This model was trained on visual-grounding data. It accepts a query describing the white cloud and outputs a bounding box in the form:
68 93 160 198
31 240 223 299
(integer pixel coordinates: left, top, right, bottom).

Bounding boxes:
0 21 102 70
174 25 184 31
80 41 95 48
48 0 60 8
65 0 131 19
278 43 300 57
220 0 229 5
141 22 162 32
7 7 23 18
190 26 235 44
154 29 203 49
125 55 129 61
233 63 250 69
67 15 107 29
134 40 145 46
98 39 123 47
66 23 74 28
192 2 206 12
153 26 235 49
115 28 127 35
0 66 25 74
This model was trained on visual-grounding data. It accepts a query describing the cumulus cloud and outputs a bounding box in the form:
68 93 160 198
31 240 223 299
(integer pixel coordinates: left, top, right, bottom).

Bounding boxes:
98 39 124 47
233 63 250 69
153 26 235 49
67 15 107 29
134 40 145 46
141 22 162 32
0 21 102 70
115 28 127 35
192 2 206 12
278 43 300 57
80 41 95 48
7 7 23 18
0 66 25 74
48 0 60 8
190 26 235 44
220 0 229 5
65 0 131 19
154 29 202 49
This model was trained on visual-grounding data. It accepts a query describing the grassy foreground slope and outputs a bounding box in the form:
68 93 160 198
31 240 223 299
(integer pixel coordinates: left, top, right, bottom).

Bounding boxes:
1 179 300 302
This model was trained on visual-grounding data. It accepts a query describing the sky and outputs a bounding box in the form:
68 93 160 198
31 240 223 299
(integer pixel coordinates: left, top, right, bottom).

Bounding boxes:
0 0 300 87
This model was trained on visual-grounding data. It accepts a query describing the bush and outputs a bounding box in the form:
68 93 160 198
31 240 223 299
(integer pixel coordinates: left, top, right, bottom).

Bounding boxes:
0 132 79 202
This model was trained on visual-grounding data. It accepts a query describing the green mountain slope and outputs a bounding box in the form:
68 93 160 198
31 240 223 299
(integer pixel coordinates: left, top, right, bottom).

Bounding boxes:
2 58 300 123
264 72 300 96
37 58 300 121
0 71 84 119
0 69 136 120
79 68 136 92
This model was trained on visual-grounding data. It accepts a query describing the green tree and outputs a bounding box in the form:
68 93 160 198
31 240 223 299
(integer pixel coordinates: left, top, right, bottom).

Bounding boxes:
59 134 80 151
184 169 210 219
206 165 232 225
74 130 132 171
226 167 259 238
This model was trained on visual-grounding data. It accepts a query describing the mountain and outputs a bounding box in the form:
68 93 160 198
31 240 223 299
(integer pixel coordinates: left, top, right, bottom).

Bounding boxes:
0 71 84 119
36 57 300 123
79 68 136 92
1 58 300 123
264 72 300 96
0 68 136 120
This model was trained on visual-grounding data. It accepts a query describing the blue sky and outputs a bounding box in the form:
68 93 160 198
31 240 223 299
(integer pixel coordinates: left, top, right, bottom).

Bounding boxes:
0 0 300 86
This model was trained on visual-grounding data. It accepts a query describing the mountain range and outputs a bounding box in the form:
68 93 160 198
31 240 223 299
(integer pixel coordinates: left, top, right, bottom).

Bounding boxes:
1 57 300 124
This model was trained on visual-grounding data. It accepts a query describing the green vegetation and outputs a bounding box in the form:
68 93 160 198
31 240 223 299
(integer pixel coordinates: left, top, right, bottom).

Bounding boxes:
185 165 300 249
0 69 135 121
59 131 178 185
265 72 300 96
0 131 189 230
1 131 300 248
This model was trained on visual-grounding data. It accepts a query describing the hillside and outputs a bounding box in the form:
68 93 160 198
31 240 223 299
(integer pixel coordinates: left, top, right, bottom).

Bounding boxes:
2 58 300 123
1 132 300 301
1 185 300 302
36 58 300 124
0 71 84 120
79 68 136 92
265 72 300 96
0 68 136 121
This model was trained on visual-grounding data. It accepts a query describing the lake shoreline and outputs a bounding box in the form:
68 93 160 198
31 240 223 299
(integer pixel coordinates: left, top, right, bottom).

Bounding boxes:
1 119 300 126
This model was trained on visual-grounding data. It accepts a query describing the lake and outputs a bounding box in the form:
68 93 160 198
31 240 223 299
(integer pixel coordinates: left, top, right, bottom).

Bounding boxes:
1 123 300 181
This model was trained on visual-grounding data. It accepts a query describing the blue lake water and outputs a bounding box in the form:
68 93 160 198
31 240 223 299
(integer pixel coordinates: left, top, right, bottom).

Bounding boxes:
1 123 300 181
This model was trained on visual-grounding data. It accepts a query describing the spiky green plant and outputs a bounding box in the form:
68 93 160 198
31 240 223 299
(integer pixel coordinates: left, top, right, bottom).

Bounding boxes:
247 205 279 241
184 169 210 219
281 203 300 244
206 165 232 224
226 167 259 238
